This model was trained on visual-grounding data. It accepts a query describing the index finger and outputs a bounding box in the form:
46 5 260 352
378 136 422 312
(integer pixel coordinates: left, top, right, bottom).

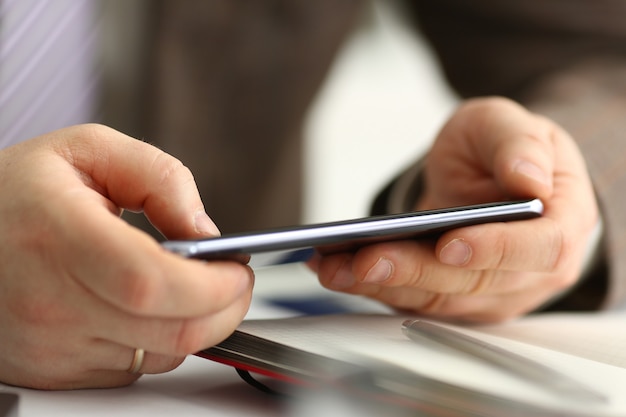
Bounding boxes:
55 124 219 240
441 97 557 201
436 107 598 274
45 125 254 317
64 204 253 318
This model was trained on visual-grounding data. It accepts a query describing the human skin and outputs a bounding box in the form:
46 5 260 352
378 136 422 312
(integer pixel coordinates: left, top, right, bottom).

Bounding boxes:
313 97 599 323
0 124 254 389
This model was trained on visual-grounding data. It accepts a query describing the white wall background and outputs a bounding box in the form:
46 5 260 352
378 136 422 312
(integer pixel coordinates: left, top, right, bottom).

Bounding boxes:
303 0 458 223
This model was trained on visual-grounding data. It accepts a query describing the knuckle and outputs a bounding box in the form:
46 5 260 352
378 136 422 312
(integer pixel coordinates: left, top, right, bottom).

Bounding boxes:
546 223 569 272
458 96 522 129
462 96 516 114
465 229 508 270
68 123 119 151
490 236 509 270
403 260 430 288
416 292 450 316
152 152 194 189
463 270 497 296
82 122 113 137
68 123 110 140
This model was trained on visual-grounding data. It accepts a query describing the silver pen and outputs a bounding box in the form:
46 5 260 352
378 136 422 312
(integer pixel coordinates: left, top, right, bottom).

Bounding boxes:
401 319 607 403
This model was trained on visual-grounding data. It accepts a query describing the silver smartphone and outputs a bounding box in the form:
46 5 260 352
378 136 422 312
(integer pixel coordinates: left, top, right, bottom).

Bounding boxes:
162 199 543 267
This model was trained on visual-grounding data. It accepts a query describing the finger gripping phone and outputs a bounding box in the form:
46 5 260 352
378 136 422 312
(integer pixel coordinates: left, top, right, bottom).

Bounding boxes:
161 199 543 268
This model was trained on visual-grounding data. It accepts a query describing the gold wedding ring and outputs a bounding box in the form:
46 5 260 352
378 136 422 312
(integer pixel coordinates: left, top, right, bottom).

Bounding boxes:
127 348 145 374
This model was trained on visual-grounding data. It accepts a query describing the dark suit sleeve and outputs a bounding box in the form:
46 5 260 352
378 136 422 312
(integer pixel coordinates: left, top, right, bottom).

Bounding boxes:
121 1 363 235
374 0 626 310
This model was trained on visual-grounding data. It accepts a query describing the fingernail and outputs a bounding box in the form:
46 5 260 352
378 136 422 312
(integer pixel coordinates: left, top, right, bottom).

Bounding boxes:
194 210 221 236
363 258 393 283
330 262 355 289
513 160 549 186
440 239 472 266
